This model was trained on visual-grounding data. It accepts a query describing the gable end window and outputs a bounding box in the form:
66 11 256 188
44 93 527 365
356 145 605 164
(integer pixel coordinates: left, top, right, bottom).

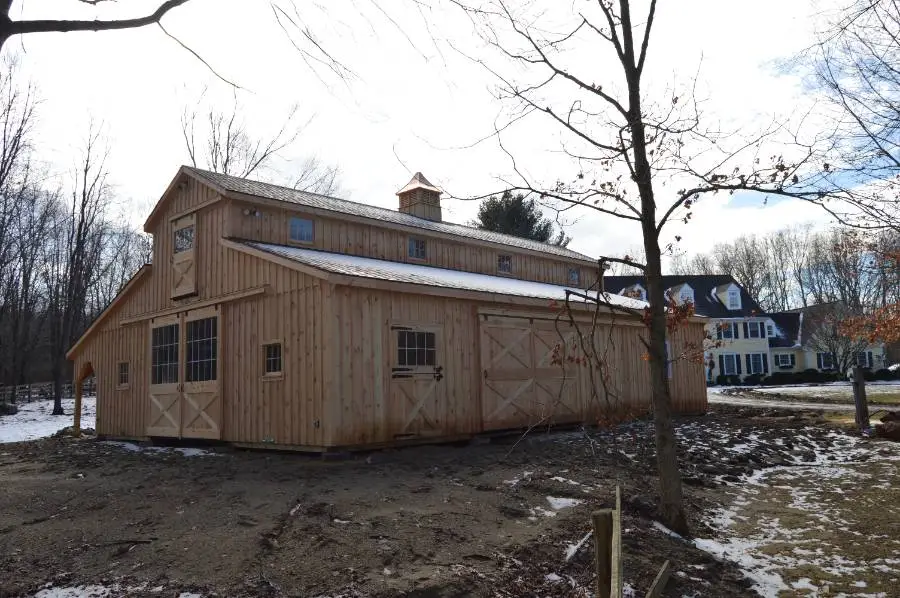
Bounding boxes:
396 330 436 368
174 225 195 253
408 238 427 260
263 342 283 375
117 362 129 388
568 268 581 286
289 217 315 243
766 324 775 337
727 290 740 310
497 254 512 274
679 288 694 304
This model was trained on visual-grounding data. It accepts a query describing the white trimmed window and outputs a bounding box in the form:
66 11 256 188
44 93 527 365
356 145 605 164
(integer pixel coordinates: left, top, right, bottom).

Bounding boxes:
775 354 794 368
766 324 775 337
818 352 835 370
679 287 694 304
722 353 739 375
856 352 871 368
747 352 766 375
728 290 740 310
717 322 739 340
747 321 765 339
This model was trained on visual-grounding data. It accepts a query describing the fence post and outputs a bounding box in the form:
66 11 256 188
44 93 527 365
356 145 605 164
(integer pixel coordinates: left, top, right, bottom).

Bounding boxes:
853 366 869 431
592 509 613 598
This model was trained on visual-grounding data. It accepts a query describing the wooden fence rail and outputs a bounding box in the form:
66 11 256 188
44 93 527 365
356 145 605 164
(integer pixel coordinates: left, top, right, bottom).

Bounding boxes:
0 378 96 404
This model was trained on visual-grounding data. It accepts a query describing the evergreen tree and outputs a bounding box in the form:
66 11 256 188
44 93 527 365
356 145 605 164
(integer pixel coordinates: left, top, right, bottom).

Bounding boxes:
473 191 570 246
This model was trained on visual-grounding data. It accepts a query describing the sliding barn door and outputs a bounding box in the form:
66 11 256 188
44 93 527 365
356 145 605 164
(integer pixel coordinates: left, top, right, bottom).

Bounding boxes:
145 307 221 439
147 315 181 437
182 308 221 439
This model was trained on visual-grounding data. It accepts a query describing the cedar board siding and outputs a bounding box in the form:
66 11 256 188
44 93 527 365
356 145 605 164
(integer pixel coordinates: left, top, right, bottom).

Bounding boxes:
223 199 592 288
325 285 708 447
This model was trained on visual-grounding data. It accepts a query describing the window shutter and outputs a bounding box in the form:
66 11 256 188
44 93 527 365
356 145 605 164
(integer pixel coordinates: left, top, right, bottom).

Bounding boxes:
742 323 749 339
745 354 751 374
867 351 873 368
718 354 724 375
736 355 742 375
817 353 823 369
790 354 796 367
762 354 768 374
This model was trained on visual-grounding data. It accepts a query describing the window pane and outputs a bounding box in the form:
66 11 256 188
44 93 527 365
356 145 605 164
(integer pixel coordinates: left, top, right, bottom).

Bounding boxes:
425 332 435 350
289 217 314 242
174 225 194 253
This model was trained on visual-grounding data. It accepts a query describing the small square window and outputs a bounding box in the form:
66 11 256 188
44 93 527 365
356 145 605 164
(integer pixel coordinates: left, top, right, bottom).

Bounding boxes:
396 330 436 367
263 343 282 375
568 267 581 286
289 217 314 243
174 225 194 253
117 362 129 387
498 254 512 274
408 238 427 260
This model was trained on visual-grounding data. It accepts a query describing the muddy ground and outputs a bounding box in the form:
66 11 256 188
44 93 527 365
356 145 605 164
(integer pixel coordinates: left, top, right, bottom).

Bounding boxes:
0 406 891 598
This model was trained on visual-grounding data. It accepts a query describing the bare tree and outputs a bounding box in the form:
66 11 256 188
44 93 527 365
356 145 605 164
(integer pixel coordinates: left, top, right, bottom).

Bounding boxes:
0 0 191 50
453 0 835 533
181 93 342 195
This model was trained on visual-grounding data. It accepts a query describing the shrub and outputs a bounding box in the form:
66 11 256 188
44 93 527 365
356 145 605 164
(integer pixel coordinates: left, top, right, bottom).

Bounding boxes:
796 368 823 384
742 373 764 385
873 368 892 381
715 374 729 386
765 371 797 386
0 402 18 416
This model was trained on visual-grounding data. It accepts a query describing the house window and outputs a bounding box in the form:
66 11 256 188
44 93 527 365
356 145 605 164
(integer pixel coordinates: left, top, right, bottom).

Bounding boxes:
747 321 765 339
679 288 694 304
747 353 767 375
766 324 774 337
151 324 179 384
173 225 194 253
722 353 739 375
775 354 794 368
408 238 427 260
397 330 436 367
117 362 129 388
622 286 646 301
717 322 739 340
818 352 835 370
728 290 740 310
568 268 581 286
856 352 871 368
289 217 314 243
664 341 673 379
185 317 217 382
498 254 512 274
263 343 282 375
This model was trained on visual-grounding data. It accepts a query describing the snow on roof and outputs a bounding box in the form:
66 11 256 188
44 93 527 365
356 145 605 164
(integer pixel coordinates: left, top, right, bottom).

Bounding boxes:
185 167 593 262
245 241 646 309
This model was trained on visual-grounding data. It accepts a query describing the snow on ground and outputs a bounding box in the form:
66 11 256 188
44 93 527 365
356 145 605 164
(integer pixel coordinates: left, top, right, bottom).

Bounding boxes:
692 432 900 598
100 441 217 457
33 583 201 597
754 382 900 398
0 396 95 444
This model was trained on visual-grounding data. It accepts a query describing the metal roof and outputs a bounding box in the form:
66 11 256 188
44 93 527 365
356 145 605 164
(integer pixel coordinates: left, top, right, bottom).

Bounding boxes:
244 241 644 308
185 167 593 262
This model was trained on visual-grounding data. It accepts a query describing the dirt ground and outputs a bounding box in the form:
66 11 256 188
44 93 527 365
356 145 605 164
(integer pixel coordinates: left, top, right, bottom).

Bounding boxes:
0 407 887 598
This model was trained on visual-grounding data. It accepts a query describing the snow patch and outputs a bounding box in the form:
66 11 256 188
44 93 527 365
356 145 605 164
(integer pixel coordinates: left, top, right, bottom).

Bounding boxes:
101 441 216 458
0 396 96 444
546 496 582 510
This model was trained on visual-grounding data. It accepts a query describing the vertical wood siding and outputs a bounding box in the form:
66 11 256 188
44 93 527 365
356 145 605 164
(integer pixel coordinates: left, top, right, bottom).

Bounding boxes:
224 200 591 287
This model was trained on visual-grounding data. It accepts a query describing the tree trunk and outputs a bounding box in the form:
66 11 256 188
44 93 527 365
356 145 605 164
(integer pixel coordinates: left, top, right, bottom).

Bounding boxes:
51 355 64 416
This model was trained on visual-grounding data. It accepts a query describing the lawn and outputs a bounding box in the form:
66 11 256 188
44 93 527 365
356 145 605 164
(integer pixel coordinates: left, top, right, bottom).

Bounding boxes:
753 383 900 405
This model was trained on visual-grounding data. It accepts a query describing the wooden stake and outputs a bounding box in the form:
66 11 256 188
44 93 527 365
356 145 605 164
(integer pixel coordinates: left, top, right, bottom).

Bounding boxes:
73 376 82 436
592 509 613 598
646 560 671 598
853 366 870 431
611 486 623 597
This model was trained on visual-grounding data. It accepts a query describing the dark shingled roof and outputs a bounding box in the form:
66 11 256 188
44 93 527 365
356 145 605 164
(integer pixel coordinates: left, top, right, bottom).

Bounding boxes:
766 312 802 348
603 275 762 318
185 167 593 262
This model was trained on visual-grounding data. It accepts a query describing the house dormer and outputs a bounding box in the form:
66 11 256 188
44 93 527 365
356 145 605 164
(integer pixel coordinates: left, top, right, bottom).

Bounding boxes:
715 283 742 311
670 283 694 305
621 283 646 301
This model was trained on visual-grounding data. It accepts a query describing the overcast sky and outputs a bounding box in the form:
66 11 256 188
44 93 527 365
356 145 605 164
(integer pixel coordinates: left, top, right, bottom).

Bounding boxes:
8 0 842 262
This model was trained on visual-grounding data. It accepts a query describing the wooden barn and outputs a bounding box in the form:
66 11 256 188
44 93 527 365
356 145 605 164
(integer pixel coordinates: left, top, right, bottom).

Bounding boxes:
67 167 708 450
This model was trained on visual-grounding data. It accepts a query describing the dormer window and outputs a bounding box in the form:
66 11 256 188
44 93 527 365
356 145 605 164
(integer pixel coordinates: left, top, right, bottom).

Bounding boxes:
622 284 646 301
728 290 740 310
289 217 314 243
408 237 427 260
568 267 581 286
679 286 694 305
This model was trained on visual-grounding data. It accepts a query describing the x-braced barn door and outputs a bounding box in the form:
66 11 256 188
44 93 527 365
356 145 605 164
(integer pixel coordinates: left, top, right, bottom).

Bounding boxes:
146 307 221 439
389 325 445 438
